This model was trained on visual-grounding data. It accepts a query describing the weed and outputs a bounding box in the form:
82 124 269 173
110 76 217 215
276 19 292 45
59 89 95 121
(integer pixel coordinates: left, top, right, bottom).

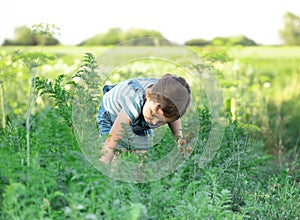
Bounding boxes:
0 46 299 219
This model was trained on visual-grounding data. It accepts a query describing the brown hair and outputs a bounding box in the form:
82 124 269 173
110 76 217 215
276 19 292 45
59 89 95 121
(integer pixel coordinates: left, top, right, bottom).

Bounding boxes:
148 74 191 119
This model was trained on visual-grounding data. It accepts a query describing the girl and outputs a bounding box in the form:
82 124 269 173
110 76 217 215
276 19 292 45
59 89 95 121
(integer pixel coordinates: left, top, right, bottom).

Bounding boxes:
97 74 191 164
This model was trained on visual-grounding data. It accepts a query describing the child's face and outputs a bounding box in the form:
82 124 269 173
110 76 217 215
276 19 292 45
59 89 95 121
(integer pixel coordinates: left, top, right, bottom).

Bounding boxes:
142 99 175 126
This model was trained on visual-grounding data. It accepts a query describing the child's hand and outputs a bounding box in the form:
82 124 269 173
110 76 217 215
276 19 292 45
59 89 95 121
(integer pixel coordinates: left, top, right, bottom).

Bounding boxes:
178 138 186 146
177 138 192 156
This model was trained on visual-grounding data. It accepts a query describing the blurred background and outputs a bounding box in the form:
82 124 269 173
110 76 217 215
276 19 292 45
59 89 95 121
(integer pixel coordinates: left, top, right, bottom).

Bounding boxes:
1 0 300 46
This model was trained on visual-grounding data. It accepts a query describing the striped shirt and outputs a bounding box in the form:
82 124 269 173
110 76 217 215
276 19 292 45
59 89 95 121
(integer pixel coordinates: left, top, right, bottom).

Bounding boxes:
103 78 158 124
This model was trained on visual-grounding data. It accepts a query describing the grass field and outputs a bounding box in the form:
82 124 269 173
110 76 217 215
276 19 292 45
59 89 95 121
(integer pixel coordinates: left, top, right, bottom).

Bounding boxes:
0 45 299 219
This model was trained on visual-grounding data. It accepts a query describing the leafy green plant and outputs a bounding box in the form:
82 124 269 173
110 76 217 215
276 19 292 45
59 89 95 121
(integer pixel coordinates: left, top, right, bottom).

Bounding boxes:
13 23 60 167
241 174 300 219
0 82 5 129
1 45 300 220
35 74 73 124
72 52 100 104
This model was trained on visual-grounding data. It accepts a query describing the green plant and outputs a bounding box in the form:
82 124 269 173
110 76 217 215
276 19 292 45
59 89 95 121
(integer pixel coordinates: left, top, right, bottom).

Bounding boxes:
35 74 73 124
14 23 59 167
0 82 5 129
1 45 300 220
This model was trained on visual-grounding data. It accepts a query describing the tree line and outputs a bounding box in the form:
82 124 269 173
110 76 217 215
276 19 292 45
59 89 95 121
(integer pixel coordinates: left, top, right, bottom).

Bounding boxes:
2 12 300 46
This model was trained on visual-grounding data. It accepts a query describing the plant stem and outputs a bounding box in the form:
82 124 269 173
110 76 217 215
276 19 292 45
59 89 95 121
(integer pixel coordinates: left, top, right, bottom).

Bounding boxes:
0 82 5 129
25 36 45 166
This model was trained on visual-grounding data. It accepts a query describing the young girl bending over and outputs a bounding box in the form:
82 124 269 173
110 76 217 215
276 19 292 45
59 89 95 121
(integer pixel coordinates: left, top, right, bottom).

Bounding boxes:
96 74 191 164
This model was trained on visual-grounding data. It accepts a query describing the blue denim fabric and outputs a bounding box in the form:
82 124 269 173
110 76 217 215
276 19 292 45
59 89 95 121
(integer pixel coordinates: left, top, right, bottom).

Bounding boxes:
96 79 155 150
96 101 116 136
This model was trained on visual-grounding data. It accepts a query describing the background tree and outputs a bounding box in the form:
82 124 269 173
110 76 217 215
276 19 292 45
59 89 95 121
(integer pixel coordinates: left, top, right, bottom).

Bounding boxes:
79 27 170 46
184 38 210 47
226 35 257 46
2 25 60 46
184 35 257 47
279 12 300 45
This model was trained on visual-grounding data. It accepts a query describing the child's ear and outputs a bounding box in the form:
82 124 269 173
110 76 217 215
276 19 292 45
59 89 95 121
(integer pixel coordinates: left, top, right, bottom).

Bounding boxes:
146 92 151 100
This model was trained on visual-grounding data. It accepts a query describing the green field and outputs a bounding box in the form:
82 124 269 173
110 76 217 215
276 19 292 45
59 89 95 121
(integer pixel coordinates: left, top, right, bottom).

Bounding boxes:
0 45 299 219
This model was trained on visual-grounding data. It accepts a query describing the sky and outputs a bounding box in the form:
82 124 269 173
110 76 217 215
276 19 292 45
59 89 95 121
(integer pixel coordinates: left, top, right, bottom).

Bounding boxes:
1 0 300 45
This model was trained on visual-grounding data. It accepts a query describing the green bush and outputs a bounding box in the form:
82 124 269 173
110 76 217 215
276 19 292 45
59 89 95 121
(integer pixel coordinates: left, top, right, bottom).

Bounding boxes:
79 27 170 46
185 38 210 46
211 35 257 46
2 25 60 46
185 35 257 46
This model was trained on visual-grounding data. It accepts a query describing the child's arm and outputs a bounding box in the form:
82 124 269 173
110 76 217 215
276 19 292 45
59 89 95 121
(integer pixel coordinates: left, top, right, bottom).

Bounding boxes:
168 119 191 155
168 118 183 140
99 110 131 164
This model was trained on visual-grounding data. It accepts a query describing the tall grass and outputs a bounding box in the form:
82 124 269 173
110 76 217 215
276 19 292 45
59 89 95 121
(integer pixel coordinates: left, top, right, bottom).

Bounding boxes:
226 46 300 172
0 45 299 219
